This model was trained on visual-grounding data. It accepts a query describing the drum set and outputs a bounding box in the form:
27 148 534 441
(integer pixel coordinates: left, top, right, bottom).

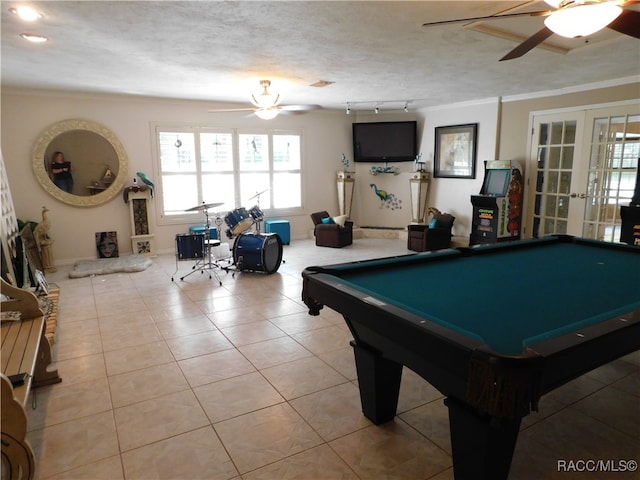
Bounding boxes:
172 189 283 282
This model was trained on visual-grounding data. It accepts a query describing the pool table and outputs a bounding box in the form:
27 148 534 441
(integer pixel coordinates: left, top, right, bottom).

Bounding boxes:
302 235 640 480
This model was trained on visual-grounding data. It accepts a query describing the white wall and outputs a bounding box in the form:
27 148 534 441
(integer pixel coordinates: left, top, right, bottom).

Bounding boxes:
10 86 623 266
1 90 353 263
348 111 424 229
418 98 500 241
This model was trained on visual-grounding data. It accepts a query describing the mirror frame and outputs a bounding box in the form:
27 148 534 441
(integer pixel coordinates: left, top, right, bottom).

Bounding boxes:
32 119 129 207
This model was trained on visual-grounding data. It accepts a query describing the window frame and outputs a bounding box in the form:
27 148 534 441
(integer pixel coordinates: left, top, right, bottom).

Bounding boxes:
151 123 305 226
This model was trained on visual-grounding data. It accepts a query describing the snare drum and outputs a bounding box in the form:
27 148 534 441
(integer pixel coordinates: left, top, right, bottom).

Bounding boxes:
176 233 204 260
232 233 283 274
224 207 253 235
248 205 265 222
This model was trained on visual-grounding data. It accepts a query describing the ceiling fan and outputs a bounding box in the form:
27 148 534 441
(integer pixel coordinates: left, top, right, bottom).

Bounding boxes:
208 80 321 119
422 0 640 61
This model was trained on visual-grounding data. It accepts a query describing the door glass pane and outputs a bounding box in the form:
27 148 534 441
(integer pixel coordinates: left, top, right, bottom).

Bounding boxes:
546 171 558 193
559 172 571 194
564 122 576 143
549 147 561 169
532 120 576 237
610 116 627 138
592 117 609 142
582 114 639 242
561 147 574 169
545 195 557 217
538 123 548 144
556 220 567 234
583 223 596 238
537 147 547 168
550 122 564 144
544 218 555 232
557 196 569 218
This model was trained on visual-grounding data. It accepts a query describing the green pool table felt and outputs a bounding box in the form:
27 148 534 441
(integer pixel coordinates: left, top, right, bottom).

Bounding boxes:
326 240 640 355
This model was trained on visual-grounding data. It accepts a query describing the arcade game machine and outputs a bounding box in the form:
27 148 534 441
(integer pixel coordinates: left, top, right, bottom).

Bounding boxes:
470 160 524 246
620 162 640 245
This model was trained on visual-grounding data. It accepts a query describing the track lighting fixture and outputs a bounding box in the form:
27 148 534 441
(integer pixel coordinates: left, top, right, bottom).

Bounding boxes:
344 100 414 115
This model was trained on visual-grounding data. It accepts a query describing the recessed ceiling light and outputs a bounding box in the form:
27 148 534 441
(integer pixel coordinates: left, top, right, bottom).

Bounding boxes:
20 33 48 43
9 6 43 21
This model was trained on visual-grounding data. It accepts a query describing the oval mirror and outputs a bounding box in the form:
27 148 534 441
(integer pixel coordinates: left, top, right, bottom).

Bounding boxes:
32 119 128 207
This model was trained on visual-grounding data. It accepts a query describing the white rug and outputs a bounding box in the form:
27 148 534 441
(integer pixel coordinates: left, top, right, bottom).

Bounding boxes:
69 255 153 278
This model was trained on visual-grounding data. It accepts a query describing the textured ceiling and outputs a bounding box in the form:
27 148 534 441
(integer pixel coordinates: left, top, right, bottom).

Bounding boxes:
2 1 639 112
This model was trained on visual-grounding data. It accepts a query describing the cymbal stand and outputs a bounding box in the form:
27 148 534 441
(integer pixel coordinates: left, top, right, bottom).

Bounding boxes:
253 191 264 233
179 206 223 285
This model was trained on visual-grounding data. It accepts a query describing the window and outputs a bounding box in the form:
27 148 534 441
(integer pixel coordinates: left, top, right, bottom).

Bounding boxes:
154 125 303 223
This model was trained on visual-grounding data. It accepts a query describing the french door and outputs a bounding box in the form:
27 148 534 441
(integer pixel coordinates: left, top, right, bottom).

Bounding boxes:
528 102 639 241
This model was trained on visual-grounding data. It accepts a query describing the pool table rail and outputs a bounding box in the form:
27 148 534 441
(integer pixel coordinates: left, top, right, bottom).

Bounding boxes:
301 236 639 480
533 309 640 394
303 270 549 417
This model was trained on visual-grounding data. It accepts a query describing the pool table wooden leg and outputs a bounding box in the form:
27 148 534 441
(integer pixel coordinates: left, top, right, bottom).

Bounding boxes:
350 340 403 424
445 397 521 480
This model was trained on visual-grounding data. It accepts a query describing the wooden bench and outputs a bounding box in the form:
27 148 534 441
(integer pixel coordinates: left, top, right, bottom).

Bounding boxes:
1 278 61 480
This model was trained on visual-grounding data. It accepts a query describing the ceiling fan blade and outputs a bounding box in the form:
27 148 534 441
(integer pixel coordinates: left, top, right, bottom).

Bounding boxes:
278 104 322 112
208 107 256 113
499 26 555 61
422 10 549 28
607 9 640 39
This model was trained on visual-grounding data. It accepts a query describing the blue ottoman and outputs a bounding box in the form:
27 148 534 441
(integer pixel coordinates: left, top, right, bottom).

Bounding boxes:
189 225 219 240
265 219 290 245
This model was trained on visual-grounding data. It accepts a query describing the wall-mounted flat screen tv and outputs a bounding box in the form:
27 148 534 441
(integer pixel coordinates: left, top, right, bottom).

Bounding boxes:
353 121 417 162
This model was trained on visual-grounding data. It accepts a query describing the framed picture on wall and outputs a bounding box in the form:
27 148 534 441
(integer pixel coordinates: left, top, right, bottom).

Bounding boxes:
434 123 478 179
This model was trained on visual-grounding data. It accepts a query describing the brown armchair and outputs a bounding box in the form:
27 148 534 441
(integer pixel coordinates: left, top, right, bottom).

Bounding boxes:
310 211 353 247
407 208 455 252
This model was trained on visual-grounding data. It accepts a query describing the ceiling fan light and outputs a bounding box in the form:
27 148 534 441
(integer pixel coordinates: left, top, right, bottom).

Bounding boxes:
544 3 623 38
251 92 280 108
9 6 43 22
250 80 280 109
255 108 279 120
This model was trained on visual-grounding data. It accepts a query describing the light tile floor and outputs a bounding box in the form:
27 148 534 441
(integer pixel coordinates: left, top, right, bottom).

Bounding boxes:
29 238 639 479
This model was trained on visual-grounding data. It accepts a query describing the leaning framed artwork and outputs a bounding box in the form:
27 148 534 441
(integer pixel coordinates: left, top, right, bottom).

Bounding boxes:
434 123 478 179
95 231 119 258
34 269 49 295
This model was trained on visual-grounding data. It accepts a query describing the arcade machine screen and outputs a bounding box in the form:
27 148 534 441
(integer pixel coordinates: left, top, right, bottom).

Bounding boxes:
484 169 509 196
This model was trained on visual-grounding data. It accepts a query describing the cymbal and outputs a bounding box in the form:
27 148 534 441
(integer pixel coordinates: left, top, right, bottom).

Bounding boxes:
185 202 224 211
249 188 269 200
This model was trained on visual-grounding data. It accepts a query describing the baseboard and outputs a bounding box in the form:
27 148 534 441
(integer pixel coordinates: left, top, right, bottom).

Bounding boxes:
353 227 407 240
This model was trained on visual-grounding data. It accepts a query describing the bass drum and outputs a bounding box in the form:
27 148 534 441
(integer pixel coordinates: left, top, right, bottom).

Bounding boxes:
232 233 283 274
